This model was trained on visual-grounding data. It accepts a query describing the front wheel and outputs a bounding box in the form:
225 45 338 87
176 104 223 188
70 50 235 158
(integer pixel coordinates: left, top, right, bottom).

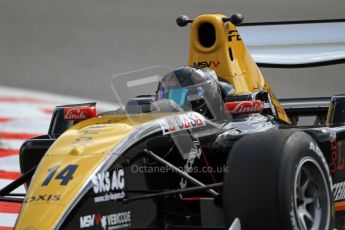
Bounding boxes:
223 130 334 230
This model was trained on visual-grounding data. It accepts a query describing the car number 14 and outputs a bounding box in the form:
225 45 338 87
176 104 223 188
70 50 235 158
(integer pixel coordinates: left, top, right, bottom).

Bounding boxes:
41 164 79 186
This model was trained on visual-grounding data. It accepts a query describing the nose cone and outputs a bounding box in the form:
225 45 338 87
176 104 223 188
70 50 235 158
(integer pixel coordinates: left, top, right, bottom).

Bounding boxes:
15 118 135 229
15 154 107 229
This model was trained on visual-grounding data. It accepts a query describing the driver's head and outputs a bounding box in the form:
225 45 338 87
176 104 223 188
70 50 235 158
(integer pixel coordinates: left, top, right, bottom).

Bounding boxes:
155 66 227 120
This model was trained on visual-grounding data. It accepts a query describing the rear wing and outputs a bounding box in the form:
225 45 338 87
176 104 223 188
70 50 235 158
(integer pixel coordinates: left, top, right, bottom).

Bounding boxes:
277 97 331 126
238 19 345 67
278 96 345 127
279 97 330 116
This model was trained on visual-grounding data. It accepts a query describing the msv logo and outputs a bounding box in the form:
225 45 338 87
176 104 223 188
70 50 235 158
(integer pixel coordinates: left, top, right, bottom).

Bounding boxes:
192 61 220 68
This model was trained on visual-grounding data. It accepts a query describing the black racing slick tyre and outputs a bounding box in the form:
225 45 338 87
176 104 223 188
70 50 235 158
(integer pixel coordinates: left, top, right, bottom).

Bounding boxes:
223 130 334 230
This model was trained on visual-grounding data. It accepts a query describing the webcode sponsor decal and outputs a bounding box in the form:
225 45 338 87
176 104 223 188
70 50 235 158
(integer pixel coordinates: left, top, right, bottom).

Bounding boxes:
80 211 131 230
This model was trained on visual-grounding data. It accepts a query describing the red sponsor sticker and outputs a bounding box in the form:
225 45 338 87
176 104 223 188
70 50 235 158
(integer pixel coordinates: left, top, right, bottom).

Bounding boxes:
63 107 96 121
159 113 206 135
225 100 263 114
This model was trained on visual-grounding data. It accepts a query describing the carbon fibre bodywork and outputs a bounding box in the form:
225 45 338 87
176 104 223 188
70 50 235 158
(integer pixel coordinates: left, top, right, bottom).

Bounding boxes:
12 97 345 229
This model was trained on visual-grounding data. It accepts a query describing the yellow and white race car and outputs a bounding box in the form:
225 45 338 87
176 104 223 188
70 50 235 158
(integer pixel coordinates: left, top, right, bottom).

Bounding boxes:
1 13 345 230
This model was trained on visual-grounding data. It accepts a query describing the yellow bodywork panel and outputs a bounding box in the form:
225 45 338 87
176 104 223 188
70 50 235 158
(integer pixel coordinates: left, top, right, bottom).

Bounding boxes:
188 14 290 124
16 155 106 230
15 114 161 229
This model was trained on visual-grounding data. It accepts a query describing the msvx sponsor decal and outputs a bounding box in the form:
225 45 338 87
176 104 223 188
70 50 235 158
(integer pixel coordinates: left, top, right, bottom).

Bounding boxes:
192 61 220 68
80 211 131 230
92 168 125 203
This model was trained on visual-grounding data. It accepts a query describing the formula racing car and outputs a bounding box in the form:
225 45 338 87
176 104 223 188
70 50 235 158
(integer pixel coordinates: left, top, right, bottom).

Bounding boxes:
1 13 345 230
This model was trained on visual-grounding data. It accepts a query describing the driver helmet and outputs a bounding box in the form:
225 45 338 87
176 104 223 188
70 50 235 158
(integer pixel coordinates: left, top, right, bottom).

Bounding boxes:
153 66 228 121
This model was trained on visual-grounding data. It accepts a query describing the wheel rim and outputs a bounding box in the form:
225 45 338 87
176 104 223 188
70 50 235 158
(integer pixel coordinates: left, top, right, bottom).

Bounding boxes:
293 156 331 230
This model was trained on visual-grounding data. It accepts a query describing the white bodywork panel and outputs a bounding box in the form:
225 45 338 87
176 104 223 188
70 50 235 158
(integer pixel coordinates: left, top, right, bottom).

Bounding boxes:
238 21 345 65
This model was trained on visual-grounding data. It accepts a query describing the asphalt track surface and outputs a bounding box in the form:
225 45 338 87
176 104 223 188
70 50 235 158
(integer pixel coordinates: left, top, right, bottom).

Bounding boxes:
1 0 345 103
